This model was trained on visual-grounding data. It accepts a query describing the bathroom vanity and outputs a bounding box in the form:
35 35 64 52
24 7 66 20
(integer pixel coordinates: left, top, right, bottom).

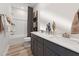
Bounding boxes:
31 32 79 56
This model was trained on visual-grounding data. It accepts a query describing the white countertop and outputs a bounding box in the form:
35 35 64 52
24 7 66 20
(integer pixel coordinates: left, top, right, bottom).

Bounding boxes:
31 32 79 53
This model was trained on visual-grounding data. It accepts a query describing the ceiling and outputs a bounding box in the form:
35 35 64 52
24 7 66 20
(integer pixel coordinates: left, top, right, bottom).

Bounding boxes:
24 3 38 8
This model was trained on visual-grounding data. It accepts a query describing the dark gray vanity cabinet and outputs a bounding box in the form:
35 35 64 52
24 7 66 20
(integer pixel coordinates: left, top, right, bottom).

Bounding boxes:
31 33 79 56
44 46 58 56
44 39 79 56
44 40 59 56
37 42 43 56
31 37 37 55
31 34 44 56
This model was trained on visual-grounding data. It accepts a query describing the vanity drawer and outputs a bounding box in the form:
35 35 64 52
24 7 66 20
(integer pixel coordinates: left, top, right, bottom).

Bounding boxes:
44 39 79 56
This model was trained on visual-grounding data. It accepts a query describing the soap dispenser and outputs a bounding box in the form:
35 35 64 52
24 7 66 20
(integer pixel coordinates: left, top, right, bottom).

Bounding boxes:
46 22 51 34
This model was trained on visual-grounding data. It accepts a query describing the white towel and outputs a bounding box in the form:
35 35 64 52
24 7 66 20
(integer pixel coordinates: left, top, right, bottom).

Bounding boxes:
1 15 8 32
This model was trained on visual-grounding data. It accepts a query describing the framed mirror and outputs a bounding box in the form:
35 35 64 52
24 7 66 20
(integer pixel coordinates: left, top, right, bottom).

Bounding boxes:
71 10 79 34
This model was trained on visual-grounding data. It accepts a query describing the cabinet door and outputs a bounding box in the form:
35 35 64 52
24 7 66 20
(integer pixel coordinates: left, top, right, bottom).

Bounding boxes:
31 37 35 55
31 37 38 56
31 37 33 53
44 47 58 56
37 42 43 56
34 40 38 56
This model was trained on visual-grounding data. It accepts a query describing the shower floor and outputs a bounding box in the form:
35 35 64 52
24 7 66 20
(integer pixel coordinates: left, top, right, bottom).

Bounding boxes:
6 41 32 56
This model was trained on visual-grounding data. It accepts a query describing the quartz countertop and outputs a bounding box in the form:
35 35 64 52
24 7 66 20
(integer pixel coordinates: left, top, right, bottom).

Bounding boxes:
31 31 79 53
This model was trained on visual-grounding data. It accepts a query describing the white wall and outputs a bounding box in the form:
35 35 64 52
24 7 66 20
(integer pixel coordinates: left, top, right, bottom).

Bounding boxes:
35 3 79 33
7 4 28 45
11 4 27 35
0 3 11 15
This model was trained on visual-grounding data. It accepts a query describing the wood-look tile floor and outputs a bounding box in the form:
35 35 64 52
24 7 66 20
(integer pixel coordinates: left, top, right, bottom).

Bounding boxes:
6 42 32 56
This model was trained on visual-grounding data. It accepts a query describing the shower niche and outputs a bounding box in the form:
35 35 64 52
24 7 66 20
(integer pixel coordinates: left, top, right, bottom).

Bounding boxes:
71 10 79 34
